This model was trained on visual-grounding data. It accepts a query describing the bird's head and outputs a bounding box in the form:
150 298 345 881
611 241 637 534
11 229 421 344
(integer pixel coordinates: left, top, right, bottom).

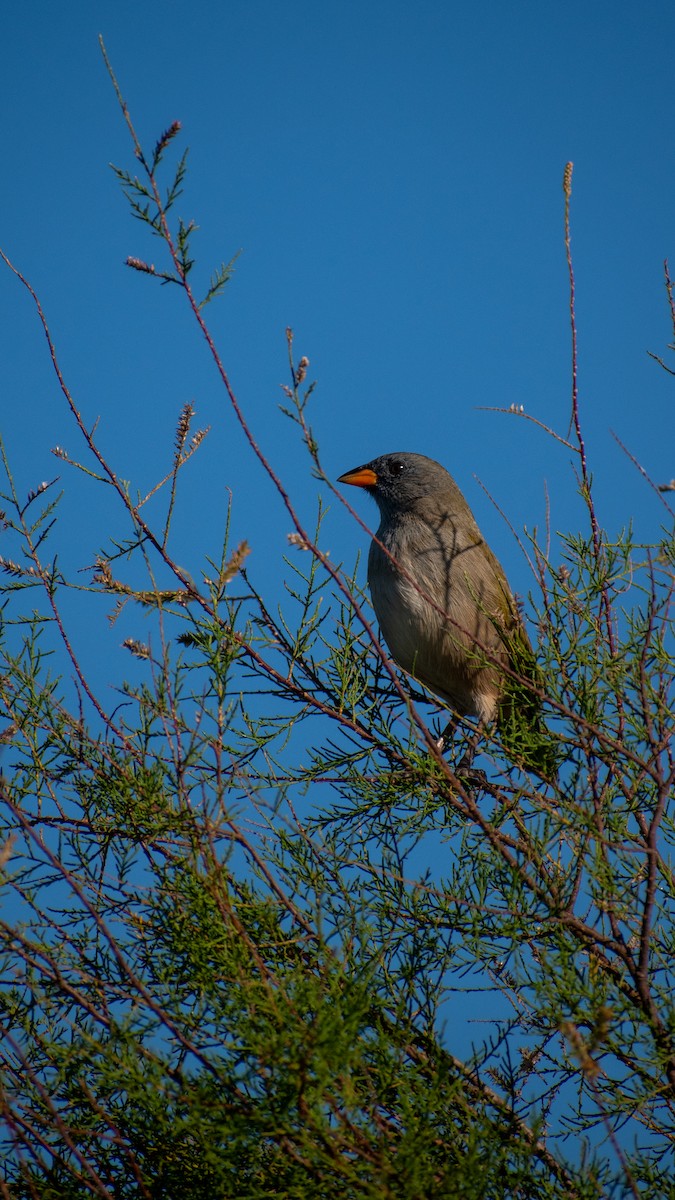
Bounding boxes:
338 452 459 519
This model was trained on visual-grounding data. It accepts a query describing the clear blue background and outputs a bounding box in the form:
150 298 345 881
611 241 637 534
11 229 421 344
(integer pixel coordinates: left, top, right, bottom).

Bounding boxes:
2 2 673 628
1 0 674 1162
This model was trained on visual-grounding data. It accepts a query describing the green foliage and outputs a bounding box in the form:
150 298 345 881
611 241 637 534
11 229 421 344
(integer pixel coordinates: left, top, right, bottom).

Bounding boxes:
497 620 559 781
0 47 674 1200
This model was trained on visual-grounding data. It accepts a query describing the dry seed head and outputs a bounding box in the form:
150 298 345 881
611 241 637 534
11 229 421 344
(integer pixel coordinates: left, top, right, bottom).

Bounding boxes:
0 834 16 870
123 638 151 659
175 402 195 454
126 257 156 274
189 428 210 452
27 481 51 503
93 557 114 587
222 541 250 584
0 557 39 578
154 120 182 158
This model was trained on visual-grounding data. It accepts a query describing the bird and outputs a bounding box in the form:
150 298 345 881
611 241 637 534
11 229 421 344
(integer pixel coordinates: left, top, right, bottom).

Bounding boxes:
338 451 557 779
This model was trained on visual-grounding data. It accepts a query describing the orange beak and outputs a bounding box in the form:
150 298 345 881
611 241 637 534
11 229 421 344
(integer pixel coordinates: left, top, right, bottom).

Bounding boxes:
337 466 378 488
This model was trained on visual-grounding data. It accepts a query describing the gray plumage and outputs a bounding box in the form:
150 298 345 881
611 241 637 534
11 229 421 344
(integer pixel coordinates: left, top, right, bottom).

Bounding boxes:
339 451 556 778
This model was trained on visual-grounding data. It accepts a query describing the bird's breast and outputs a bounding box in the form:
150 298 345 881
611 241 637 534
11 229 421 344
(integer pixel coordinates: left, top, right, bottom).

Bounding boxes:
367 513 507 719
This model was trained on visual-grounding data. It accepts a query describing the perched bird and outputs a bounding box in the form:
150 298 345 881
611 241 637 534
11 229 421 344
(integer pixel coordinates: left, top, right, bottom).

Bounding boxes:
338 451 556 779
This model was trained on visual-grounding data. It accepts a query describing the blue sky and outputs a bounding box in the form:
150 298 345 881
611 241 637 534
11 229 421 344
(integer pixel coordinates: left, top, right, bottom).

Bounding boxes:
3 4 673 580
3 3 674 593
3 2 674 701
2 0 674 1167
2 0 674 849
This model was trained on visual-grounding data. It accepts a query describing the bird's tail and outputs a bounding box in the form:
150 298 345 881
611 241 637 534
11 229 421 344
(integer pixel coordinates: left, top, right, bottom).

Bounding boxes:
497 626 559 783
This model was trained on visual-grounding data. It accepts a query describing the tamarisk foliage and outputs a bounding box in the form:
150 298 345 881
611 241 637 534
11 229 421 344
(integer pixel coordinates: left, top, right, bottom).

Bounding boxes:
0 46 673 1200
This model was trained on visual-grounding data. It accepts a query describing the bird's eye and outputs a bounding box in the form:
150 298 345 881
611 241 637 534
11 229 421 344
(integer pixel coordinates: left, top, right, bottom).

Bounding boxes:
387 460 406 476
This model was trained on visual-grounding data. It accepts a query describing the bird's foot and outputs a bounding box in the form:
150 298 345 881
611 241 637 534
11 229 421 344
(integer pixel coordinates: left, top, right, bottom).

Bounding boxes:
433 725 487 788
435 716 460 753
454 743 487 787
